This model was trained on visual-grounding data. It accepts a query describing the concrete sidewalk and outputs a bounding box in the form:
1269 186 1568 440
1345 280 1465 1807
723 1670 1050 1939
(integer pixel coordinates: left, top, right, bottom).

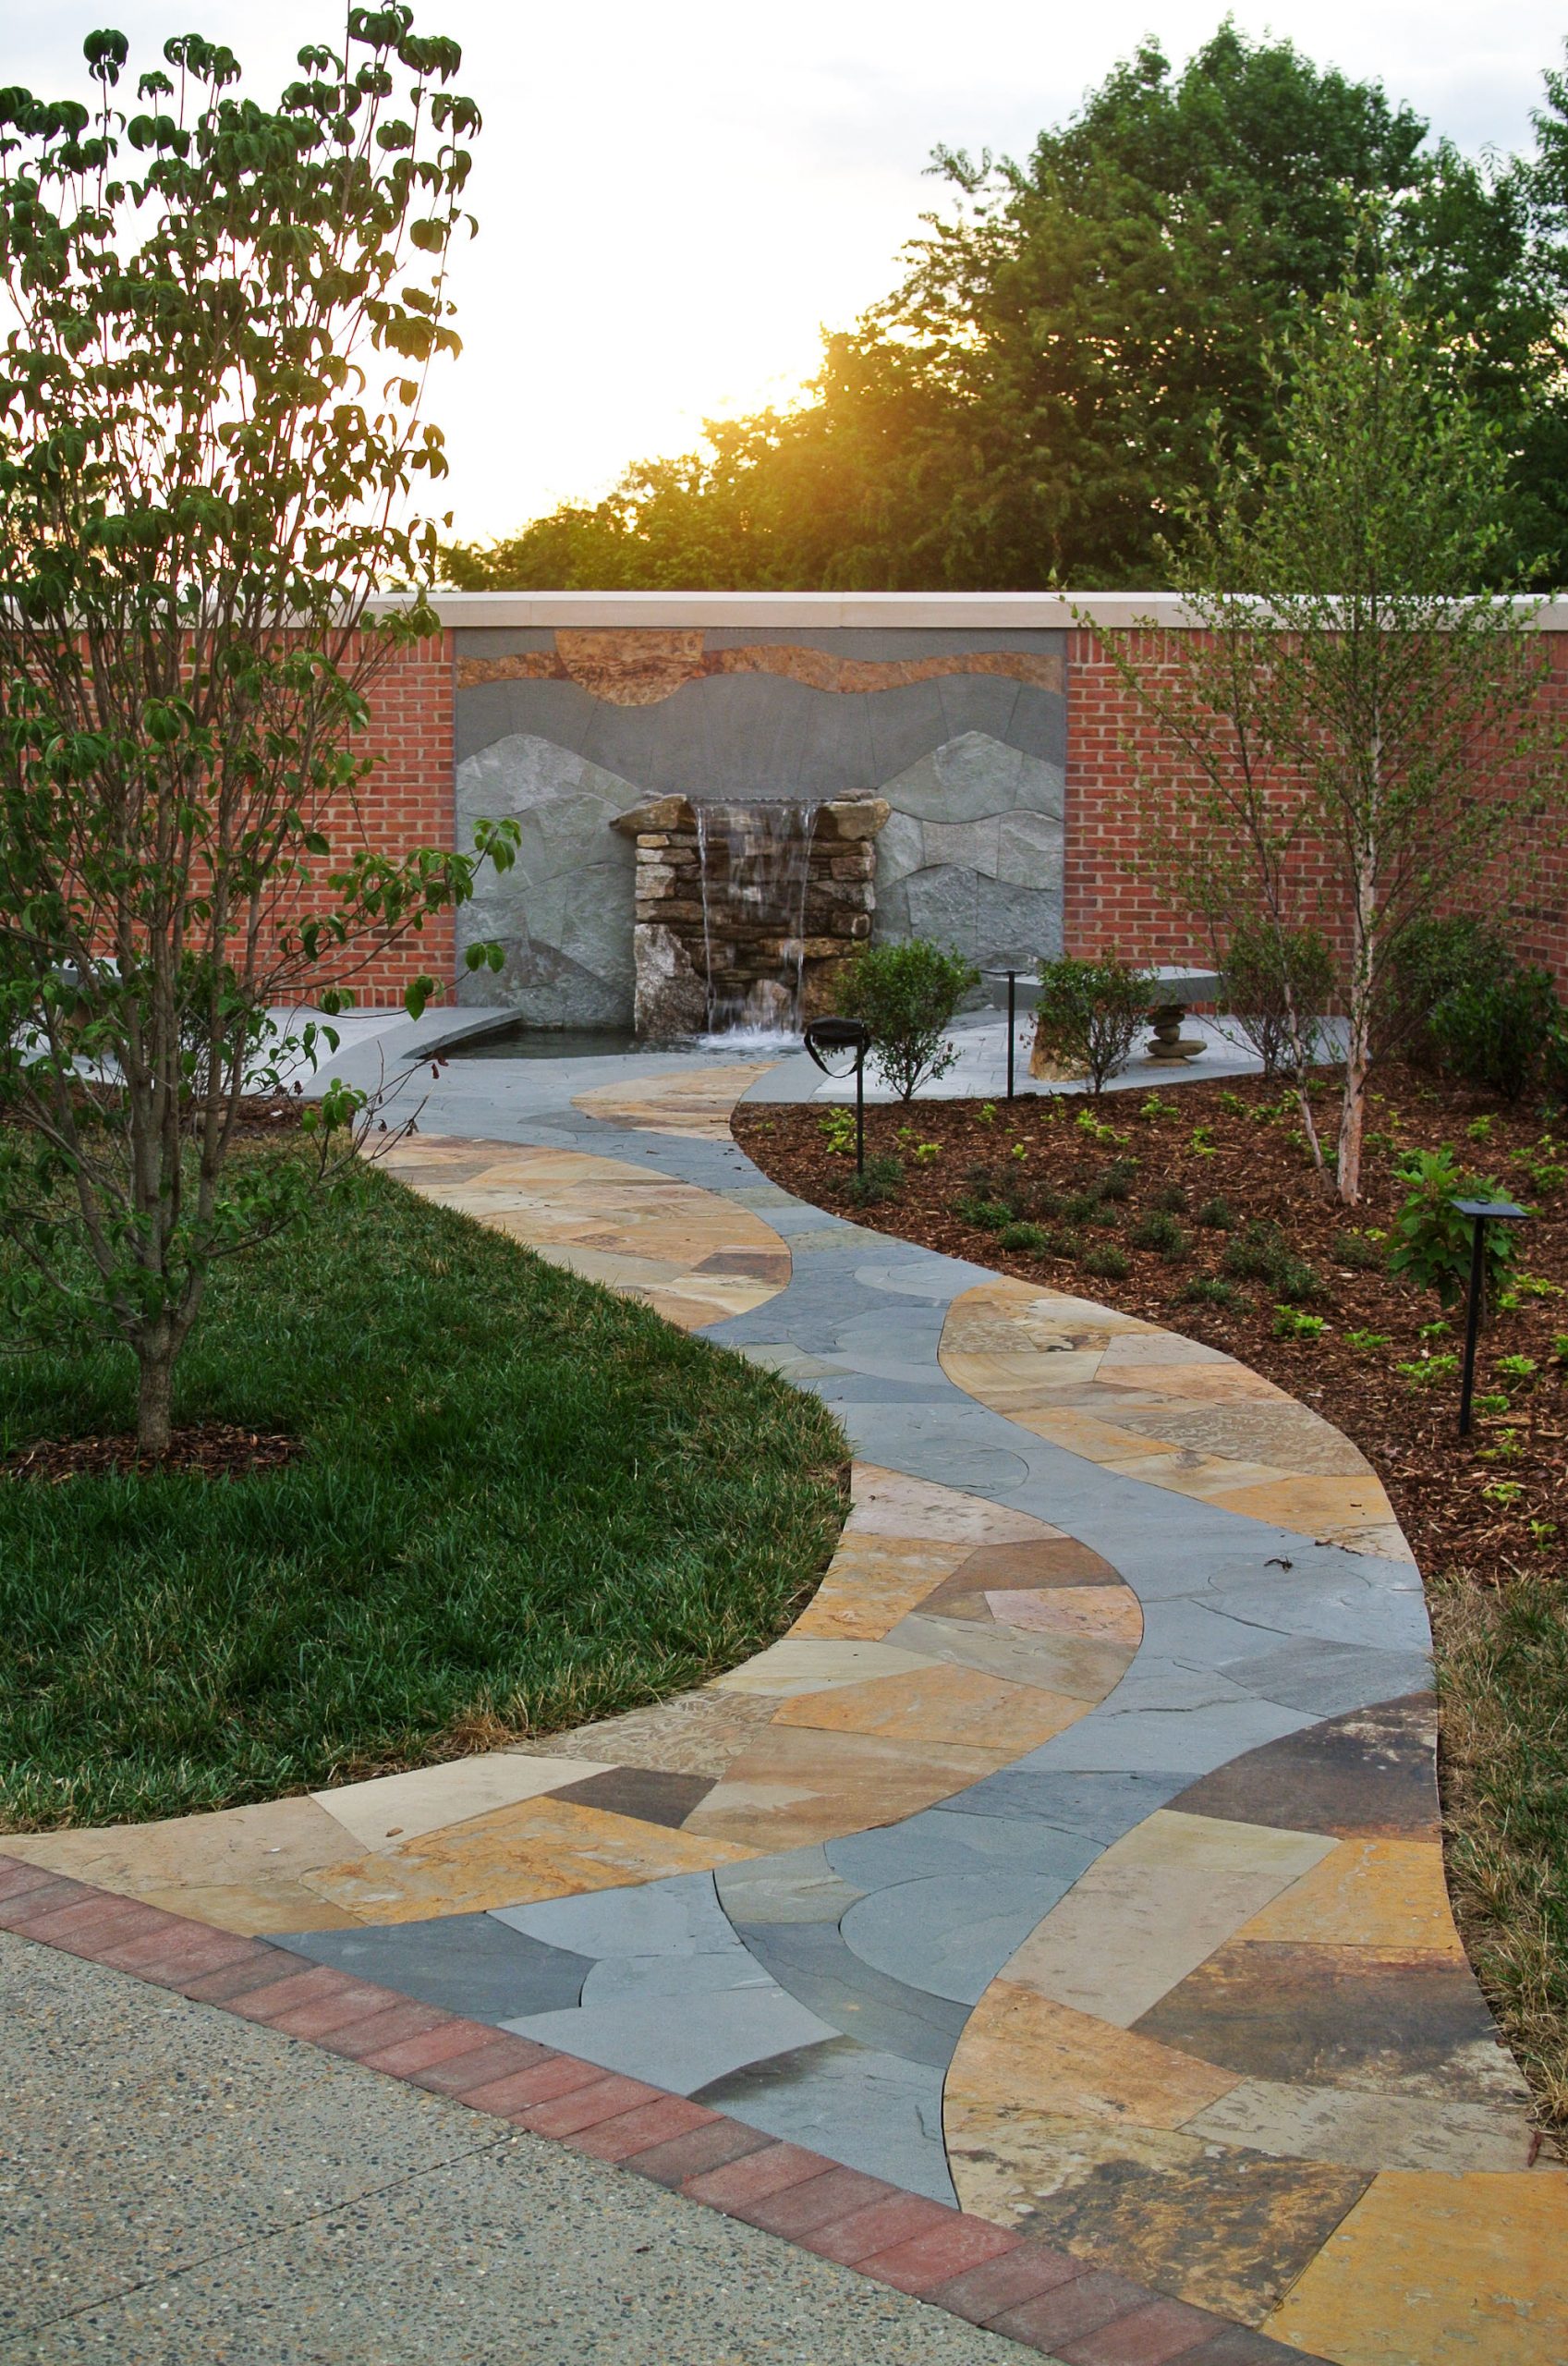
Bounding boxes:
0 1933 1028 2366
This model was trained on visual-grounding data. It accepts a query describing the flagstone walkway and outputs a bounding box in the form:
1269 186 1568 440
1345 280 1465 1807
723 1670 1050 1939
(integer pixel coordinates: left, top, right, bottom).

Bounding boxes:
6 1036 1565 2365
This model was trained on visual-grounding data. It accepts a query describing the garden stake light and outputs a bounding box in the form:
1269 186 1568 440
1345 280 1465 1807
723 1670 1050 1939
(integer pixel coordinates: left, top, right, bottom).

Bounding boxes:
1454 1197 1531 1436
804 1016 871 1175
1007 969 1016 1101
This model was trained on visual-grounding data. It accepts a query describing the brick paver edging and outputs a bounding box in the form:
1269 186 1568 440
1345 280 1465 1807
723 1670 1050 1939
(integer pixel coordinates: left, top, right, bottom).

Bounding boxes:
0 1852 1323 2366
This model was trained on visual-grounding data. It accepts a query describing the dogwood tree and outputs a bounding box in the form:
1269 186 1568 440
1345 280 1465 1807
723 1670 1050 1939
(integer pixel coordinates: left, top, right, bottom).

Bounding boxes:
0 13 516 1451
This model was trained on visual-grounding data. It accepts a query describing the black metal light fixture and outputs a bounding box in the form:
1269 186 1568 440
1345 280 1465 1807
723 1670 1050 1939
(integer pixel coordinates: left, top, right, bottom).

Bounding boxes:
803 1015 871 1175
1453 1195 1531 1437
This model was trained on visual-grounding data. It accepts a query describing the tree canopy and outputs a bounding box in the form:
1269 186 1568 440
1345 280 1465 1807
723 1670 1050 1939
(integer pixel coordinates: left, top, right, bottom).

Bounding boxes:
447 25 1568 592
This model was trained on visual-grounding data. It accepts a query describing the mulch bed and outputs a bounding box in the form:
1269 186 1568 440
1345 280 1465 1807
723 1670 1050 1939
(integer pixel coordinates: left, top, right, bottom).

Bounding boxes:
735 1063 1567 1590
3 1423 303 1483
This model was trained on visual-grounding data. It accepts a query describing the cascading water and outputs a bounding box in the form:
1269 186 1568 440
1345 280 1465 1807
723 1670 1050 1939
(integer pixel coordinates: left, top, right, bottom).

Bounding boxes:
693 799 820 1041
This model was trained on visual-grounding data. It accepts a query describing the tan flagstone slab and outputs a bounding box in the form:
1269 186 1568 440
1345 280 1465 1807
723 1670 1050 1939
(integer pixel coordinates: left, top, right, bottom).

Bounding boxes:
939 1277 1413 1554
126 1882 367 1935
506 1687 780 1780
787 1535 978 1640
841 1463 1060 1545
1238 1837 1467 1957
945 2095 1371 2327
985 1585 1143 1646
1264 2167 1568 2363
711 1638 939 1698
570 1064 776 1139
310 1752 612 1853
1182 2074 1541 2174
1002 1811 1339 2028
885 1610 1136 1704
682 1725 1002 1850
297 1796 755 1923
378 1135 792 1334
947 1980 1242 2127
0 1794 352 1896
772 1664 1090 1754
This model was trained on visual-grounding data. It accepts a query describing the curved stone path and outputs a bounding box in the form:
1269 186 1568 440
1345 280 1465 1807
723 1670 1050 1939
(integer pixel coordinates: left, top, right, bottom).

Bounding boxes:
5 1044 1565 2363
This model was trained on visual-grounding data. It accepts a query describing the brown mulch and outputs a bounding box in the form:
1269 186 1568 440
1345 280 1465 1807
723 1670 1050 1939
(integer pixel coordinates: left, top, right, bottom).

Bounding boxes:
3 1422 303 1483
735 1063 1567 1591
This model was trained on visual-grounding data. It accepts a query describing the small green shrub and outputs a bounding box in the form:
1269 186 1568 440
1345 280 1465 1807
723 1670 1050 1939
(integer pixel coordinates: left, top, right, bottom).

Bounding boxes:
1551 1331 1568 1365
1082 1243 1130 1281
1332 1231 1384 1272
844 1153 905 1206
1064 1191 1101 1223
999 1220 1051 1253
1386 1146 1521 1307
1397 1352 1461 1388
817 1108 857 1157
1221 918 1335 1079
837 939 979 1101
1194 1196 1237 1230
1221 1221 1324 1302
955 1196 1012 1231
1345 1328 1392 1351
1182 1275 1245 1306
1149 1182 1189 1214
1273 1306 1328 1340
1130 1210 1185 1254
1428 967 1561 1104
1095 1160 1138 1201
1544 1026 1568 1114
1032 957 1151 1094
1495 1353 1538 1386
1386 913 1511 1062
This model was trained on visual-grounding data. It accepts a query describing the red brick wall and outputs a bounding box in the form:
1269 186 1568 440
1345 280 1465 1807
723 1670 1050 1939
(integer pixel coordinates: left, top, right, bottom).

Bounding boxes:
1064 627 1568 990
303 631 456 1006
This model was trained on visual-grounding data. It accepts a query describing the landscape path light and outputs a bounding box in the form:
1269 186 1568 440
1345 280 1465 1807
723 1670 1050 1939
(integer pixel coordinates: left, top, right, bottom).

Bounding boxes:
803 1015 871 1176
1453 1196 1531 1437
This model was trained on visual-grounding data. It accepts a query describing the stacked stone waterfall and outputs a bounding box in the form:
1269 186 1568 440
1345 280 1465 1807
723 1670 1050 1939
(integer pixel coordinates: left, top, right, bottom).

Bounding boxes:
613 795 891 1039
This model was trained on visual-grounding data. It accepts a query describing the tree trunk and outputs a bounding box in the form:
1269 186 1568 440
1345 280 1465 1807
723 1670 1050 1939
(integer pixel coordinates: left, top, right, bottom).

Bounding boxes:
136 1336 176 1457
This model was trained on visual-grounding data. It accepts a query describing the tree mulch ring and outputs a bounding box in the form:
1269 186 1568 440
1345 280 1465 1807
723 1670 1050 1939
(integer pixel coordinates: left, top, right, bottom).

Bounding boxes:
735 1061 1567 1592
3 1423 303 1483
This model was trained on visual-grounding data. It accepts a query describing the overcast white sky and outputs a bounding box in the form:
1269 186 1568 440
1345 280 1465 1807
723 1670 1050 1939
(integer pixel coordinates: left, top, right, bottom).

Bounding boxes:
4 2 1563 540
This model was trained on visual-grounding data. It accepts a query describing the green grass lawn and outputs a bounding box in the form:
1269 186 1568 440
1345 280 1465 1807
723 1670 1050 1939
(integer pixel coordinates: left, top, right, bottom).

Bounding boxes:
0 1151 847 1831
1434 1567 1568 2138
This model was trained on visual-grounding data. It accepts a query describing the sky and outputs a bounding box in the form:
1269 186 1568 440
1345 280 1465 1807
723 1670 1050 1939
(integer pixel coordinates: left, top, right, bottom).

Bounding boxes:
4 0 1564 542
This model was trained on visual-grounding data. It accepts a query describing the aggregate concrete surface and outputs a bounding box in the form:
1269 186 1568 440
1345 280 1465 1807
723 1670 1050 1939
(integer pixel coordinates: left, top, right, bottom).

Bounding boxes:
0 1932 1034 2366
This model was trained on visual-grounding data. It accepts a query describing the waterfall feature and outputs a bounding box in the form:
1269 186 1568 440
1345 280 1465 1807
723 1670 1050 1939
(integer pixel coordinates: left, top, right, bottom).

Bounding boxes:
693 799 820 1037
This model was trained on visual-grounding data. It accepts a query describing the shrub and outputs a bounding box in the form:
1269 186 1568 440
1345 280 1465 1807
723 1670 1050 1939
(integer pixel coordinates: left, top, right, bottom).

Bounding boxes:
1384 914 1511 1061
1332 1231 1384 1272
1149 1182 1189 1214
837 940 979 1100
955 1196 1012 1231
1545 1026 1568 1115
1220 919 1335 1080
1130 1210 1185 1254
1082 1243 1131 1281
1222 1220 1324 1302
844 1153 905 1206
999 1220 1051 1252
1031 957 1151 1094
1386 1146 1521 1307
1194 1196 1237 1230
1183 1275 1246 1306
1428 967 1561 1103
1095 1160 1138 1201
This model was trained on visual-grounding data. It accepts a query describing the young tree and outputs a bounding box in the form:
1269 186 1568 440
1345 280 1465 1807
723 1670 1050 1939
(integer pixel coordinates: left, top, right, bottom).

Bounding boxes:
1103 274 1558 1202
0 13 517 1453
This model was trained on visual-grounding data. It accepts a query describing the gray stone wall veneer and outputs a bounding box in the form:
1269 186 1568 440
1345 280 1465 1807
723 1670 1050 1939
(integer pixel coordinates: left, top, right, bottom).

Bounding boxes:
454 628 1067 1023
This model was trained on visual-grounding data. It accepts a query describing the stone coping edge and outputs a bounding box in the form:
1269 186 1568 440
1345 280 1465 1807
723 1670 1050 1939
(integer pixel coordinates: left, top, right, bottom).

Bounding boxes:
371 589 1568 632
0 1852 1323 2366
